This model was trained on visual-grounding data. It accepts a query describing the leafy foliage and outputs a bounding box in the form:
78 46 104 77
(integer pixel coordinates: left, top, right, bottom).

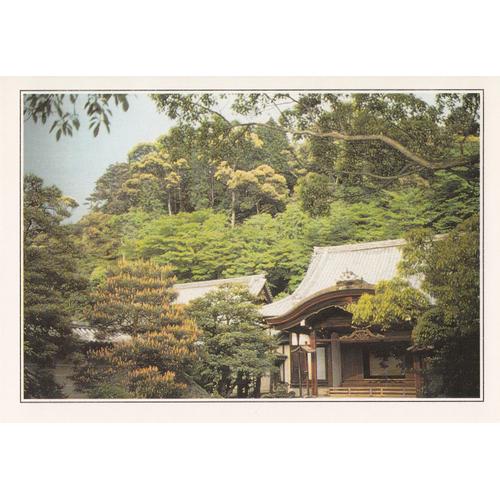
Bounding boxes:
349 279 430 331
296 172 334 217
24 93 129 139
187 284 277 397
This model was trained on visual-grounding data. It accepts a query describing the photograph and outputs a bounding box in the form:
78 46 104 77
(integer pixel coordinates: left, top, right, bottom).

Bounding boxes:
21 89 481 401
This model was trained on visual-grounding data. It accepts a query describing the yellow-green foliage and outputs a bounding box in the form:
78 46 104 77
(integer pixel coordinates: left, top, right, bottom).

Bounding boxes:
349 278 430 331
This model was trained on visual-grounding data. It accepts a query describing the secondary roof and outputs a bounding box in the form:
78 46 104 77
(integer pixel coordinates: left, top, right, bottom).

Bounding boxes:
173 274 271 304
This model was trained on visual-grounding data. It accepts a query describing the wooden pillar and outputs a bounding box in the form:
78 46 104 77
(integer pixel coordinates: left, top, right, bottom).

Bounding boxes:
310 330 318 396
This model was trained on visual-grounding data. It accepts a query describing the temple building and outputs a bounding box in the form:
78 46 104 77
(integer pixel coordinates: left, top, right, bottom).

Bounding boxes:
261 239 426 398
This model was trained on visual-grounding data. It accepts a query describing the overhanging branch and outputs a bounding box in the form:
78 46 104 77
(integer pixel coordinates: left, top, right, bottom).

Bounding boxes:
176 100 480 176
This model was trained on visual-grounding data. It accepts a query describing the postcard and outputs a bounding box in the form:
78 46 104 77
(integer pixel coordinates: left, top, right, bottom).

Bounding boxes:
1 76 498 422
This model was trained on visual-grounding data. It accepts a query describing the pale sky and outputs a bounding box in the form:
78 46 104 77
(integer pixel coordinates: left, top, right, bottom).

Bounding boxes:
23 94 177 221
23 92 439 222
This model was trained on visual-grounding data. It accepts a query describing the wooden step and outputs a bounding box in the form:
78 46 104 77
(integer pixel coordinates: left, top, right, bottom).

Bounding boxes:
328 386 417 398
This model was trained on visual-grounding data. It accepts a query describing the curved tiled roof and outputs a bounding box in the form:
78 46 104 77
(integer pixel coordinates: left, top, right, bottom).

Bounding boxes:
261 239 421 318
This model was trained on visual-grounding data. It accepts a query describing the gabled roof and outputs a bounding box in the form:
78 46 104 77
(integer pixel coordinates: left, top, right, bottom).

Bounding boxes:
261 239 421 319
173 274 271 304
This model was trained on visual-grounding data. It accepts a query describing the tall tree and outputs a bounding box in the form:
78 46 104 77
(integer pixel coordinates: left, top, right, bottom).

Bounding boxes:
86 162 132 214
399 215 480 397
215 161 287 226
23 174 87 398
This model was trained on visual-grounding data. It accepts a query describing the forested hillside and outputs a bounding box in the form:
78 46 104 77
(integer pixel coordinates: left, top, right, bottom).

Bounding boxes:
74 93 479 298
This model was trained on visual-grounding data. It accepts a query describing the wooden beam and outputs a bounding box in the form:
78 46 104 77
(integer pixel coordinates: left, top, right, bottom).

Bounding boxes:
310 330 318 396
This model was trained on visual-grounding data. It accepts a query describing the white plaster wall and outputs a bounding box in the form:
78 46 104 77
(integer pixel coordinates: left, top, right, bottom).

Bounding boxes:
260 374 271 393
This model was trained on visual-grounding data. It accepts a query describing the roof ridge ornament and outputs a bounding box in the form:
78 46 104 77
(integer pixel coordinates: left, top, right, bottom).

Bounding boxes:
335 269 367 290
338 269 360 282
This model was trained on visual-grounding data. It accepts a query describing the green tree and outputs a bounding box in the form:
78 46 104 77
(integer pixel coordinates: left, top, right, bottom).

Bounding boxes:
215 161 288 227
349 278 430 331
399 215 480 397
86 162 132 214
132 210 234 282
296 172 334 217
187 284 277 398
77 209 154 284
124 146 189 215
23 174 87 398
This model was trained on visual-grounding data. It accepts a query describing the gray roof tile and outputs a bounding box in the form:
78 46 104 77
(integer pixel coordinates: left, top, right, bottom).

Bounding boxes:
261 239 421 318
173 274 268 304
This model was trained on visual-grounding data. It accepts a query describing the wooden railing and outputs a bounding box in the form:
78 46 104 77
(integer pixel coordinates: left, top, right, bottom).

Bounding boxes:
328 386 417 398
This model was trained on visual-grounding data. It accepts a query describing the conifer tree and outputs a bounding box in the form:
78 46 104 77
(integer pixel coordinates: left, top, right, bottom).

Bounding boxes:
78 260 200 398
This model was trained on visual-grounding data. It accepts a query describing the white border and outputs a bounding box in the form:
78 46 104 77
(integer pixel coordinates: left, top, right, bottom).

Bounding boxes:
2 78 498 421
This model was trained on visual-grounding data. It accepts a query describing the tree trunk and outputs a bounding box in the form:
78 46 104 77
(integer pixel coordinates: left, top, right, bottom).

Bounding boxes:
253 376 261 398
167 191 172 216
236 373 244 397
241 375 249 398
231 190 236 228
210 168 215 208
178 186 183 212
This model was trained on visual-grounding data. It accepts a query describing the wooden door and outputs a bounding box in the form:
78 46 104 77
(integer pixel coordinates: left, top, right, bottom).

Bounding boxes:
291 349 308 386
